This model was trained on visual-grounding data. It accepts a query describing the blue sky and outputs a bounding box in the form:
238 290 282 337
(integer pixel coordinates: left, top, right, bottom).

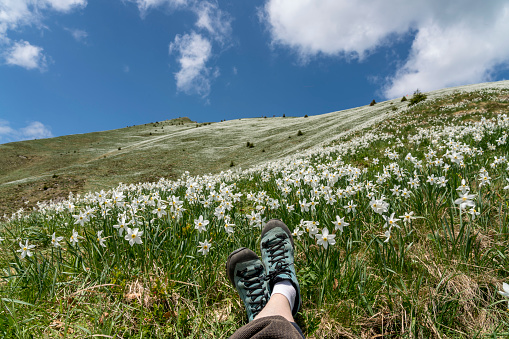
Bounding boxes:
1 0 509 143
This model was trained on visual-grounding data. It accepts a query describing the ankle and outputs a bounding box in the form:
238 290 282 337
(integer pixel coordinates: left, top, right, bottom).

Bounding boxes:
271 280 296 311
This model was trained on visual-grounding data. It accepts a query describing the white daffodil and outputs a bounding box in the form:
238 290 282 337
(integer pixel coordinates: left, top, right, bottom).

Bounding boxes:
383 213 401 229
344 200 357 213
223 220 235 234
456 179 470 194
455 191 476 210
125 227 143 246
51 232 63 248
315 227 336 249
468 208 480 220
299 198 310 212
384 229 392 243
292 227 304 239
113 214 131 236
152 202 167 218
198 240 211 256
332 215 349 233
370 197 389 215
303 221 319 239
498 282 509 297
400 211 417 224
194 215 209 233
17 240 35 259
73 210 88 227
97 230 106 247
70 229 79 245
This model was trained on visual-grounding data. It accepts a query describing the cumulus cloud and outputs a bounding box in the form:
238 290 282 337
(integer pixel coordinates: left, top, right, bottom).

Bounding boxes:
4 40 47 70
169 32 214 96
0 120 53 143
193 1 231 43
261 0 509 98
130 0 232 97
0 0 86 69
20 121 54 139
129 0 188 16
45 0 87 12
384 12 509 98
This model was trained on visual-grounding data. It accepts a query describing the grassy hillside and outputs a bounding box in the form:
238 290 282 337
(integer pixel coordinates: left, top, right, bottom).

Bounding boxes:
3 80 508 217
1 80 509 338
1 98 399 216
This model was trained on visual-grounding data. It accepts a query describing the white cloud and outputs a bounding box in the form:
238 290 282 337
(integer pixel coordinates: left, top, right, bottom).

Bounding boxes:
0 120 53 143
129 0 188 16
193 1 231 43
0 0 86 69
4 40 47 70
65 28 88 42
262 0 509 98
0 120 16 137
44 0 87 12
169 32 214 96
20 121 53 139
132 0 232 97
384 11 509 98
0 0 35 42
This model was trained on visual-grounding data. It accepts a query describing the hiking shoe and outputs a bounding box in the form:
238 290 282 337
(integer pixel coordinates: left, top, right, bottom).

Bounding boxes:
260 219 301 315
227 247 270 322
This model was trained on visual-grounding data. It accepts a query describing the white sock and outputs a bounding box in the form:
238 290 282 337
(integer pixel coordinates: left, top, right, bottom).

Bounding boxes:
271 280 296 311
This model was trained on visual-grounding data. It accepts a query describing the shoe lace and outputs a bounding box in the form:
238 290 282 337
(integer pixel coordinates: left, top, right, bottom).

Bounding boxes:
237 264 267 312
262 233 292 278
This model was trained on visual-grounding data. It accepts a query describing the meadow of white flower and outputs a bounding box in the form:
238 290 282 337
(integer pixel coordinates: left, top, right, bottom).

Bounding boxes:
1 85 509 337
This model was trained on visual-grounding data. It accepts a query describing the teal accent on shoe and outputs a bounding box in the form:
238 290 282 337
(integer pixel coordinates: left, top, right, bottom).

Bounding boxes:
226 247 269 322
260 219 302 316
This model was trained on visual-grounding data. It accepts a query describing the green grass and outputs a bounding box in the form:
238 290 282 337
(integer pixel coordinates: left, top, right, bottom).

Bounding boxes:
1 81 509 338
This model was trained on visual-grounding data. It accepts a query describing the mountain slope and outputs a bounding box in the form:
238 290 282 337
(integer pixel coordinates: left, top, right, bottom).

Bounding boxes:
1 80 509 215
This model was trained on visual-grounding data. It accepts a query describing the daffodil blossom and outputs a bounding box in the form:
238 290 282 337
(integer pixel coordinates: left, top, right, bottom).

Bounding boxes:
97 230 106 247
198 240 211 255
292 227 304 239
113 214 131 236
17 240 35 259
344 200 357 213
383 213 401 229
51 232 63 247
303 221 319 238
125 227 143 246
70 229 79 245
73 210 88 227
194 215 209 233
498 282 509 309
454 192 476 210
498 282 509 297
332 215 349 233
370 197 389 215
468 208 480 220
315 227 336 249
152 203 167 218
223 220 235 234
456 179 470 194
400 211 416 224
384 228 392 243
